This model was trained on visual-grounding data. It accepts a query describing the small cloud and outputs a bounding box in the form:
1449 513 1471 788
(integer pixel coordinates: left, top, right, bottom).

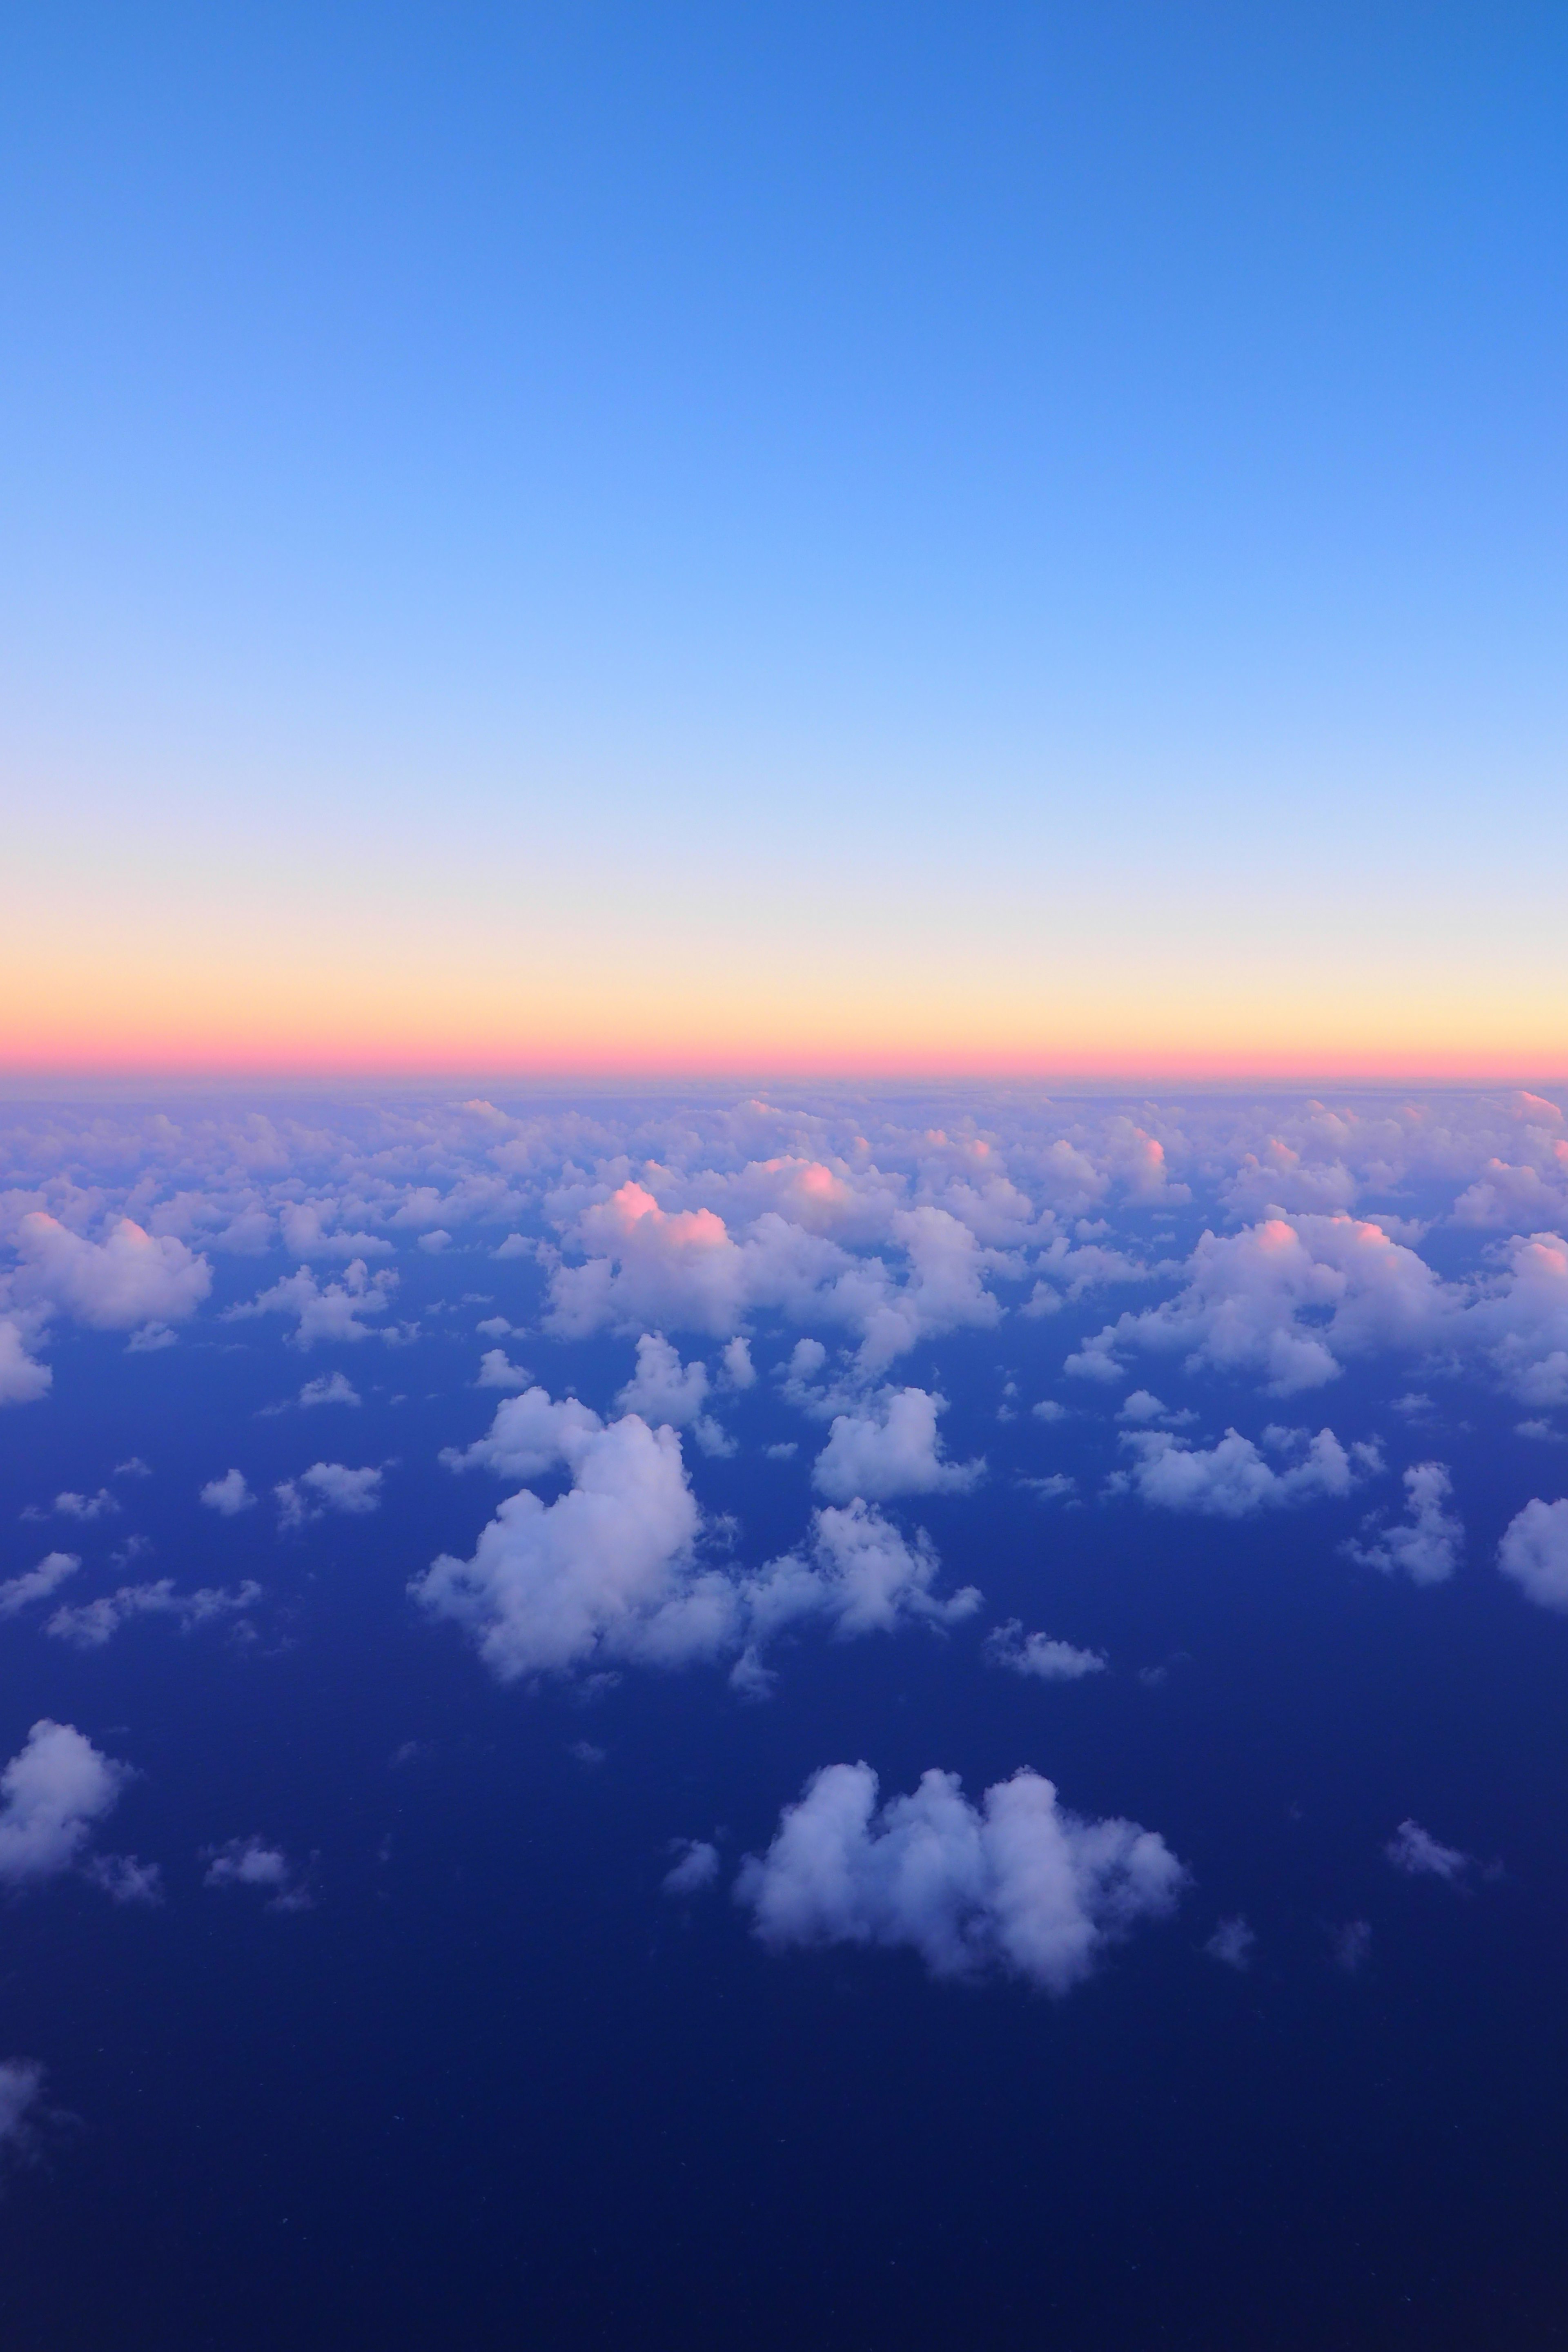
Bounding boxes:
200 1469 256 1517
1391 1393 1434 1418
0 1552 80 1619
203 1835 310 1911
1031 1399 1066 1422
113 1457 152 1479
275 1462 384 1529
1019 1472 1076 1500
476 1349 531 1390
984 1619 1106 1682
1385 1819 1472 1883
299 1372 361 1408
568 1740 606 1766
1515 1419 1564 1442
475 1316 512 1339
417 1230 452 1254
662 1838 720 1896
83 1853 164 1906
1331 1919 1372 1975
126 1322 178 1353
1204 1916 1255 1971
25 1489 119 1524
764 1441 798 1461
491 1234 533 1261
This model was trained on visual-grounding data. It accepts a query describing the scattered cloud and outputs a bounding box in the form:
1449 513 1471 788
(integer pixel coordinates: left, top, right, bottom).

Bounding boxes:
0 1721 127 1884
203 1836 311 1911
984 1621 1106 1681
299 1372 361 1408
662 1838 721 1896
812 1386 984 1504
1385 1820 1472 1882
1497 1496 1568 1610
0 1552 80 1618
275 1463 383 1528
1205 1916 1255 1970
45 1578 261 1648
1344 1463 1463 1585
1116 1425 1379 1517
200 1469 256 1516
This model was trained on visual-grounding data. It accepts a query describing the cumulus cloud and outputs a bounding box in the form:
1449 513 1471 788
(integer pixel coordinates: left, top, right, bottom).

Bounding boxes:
229 1260 397 1347
662 1838 722 1896
45 1578 261 1648
0 1720 126 1884
421 1392 976 1688
275 1463 383 1528
10 1213 211 1332
27 1488 118 1522
984 1621 1106 1681
1343 1462 1463 1585
1116 1425 1379 1517
203 1836 310 1910
812 1387 984 1504
1069 1215 1448 1394
735 1762 1185 1993
1497 1496 1568 1610
615 1333 711 1425
1386 1820 1472 1882
0 1552 79 1618
0 1319 51 1405
84 1852 164 1904
477 1348 531 1390
299 1372 361 1408
200 1469 256 1516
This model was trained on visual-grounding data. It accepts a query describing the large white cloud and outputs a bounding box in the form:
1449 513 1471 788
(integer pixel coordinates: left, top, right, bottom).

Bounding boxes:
1116 1425 1378 1517
11 1213 211 1330
1497 1496 1568 1610
0 1720 126 1884
735 1762 1185 1992
812 1386 984 1503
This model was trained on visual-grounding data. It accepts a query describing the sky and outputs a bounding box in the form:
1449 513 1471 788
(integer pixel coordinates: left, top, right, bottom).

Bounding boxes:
3 2 1566 1074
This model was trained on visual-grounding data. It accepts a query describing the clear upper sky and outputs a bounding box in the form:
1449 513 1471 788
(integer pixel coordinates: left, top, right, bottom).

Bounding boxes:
3 2 1564 1076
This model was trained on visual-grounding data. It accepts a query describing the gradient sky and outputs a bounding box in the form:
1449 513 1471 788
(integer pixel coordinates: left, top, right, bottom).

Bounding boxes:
3 2 1565 1076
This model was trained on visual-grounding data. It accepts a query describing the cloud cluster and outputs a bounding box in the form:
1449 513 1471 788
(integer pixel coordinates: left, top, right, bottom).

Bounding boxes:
735 1762 1185 1992
1116 1425 1379 1517
44 1578 261 1648
275 1462 383 1528
812 1386 983 1503
1344 1463 1463 1585
419 1390 977 1688
984 1621 1106 1681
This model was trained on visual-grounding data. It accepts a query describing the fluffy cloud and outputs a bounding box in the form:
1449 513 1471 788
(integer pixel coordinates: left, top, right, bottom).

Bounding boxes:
812 1387 984 1503
1386 1820 1472 1882
0 1552 79 1618
1497 1496 1568 1610
203 1836 310 1911
0 1318 50 1405
1069 1215 1448 1394
0 1720 126 1883
1117 1425 1378 1517
984 1620 1106 1681
414 1411 713 1682
615 1333 710 1425
477 1348 531 1390
735 1762 1185 1993
230 1260 397 1347
201 1468 256 1516
423 1393 976 1687
299 1372 361 1407
11 1214 211 1330
275 1463 383 1528
45 1578 261 1648
1344 1462 1462 1585
1205 1916 1255 1969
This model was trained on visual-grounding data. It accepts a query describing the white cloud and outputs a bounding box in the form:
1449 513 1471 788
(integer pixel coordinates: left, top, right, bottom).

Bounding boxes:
662 1839 721 1896
279 1204 392 1259
1069 1214 1449 1395
812 1387 984 1504
1205 1916 1255 1970
11 1213 211 1332
45 1578 261 1648
299 1372 361 1408
275 1462 383 1528
33 1488 118 1522
1497 1496 1568 1610
418 1229 452 1254
1117 1425 1378 1517
0 1320 51 1405
229 1259 397 1347
0 1720 126 1884
476 1348 531 1390
1385 1820 1472 1882
719 1336 755 1390
415 1411 717 1682
984 1620 1106 1681
200 1469 256 1516
1117 1390 1193 1426
0 1552 79 1618
615 1333 711 1426
735 1762 1185 1993
442 1385 603 1480
742 1499 981 1655
1344 1462 1462 1585
203 1835 310 1910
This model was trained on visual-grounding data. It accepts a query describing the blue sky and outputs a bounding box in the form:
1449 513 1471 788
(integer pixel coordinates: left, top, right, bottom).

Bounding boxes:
3 4 1565 1069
